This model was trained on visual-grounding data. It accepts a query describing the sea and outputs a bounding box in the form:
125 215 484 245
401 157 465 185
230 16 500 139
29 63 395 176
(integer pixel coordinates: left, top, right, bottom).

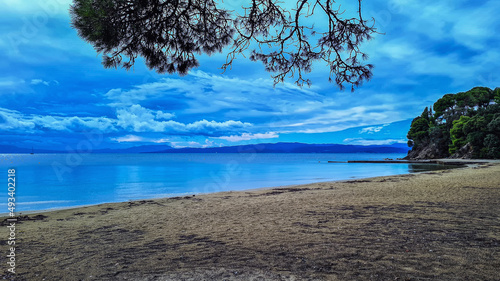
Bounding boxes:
0 153 455 213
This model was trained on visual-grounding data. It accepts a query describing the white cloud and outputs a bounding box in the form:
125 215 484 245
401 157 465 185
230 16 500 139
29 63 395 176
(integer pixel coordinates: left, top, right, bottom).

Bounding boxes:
215 132 279 142
0 107 118 133
115 104 251 134
0 108 36 131
0 103 251 136
112 135 145 143
105 71 324 119
111 135 170 143
169 141 203 149
275 104 403 134
101 70 421 136
359 124 390 134
156 111 175 120
185 119 251 133
152 138 170 143
343 138 407 146
31 115 117 132
30 79 50 86
202 139 216 148
115 104 175 132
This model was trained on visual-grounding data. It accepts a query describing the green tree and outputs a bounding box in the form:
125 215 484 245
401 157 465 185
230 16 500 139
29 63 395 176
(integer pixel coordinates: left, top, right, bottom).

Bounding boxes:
467 87 492 108
407 115 430 148
70 0 377 89
433 94 456 121
494 88 500 104
487 115 500 135
449 115 470 154
463 115 487 157
428 124 451 157
421 107 432 121
455 91 473 109
484 134 500 158
407 86 499 159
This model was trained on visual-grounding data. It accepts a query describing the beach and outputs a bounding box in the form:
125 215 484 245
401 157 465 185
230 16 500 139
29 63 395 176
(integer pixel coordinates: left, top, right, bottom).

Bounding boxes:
3 163 500 280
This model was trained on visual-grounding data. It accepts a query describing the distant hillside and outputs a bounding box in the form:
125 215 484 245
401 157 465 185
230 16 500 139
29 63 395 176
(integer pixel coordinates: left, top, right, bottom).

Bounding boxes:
157 142 409 154
406 86 500 159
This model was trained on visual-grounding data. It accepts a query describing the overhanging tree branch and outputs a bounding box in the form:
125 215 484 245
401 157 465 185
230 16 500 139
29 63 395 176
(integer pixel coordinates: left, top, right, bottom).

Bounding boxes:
71 0 377 89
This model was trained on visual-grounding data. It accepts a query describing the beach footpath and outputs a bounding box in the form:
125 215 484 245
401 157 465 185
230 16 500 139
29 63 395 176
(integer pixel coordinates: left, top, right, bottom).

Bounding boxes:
2 163 500 280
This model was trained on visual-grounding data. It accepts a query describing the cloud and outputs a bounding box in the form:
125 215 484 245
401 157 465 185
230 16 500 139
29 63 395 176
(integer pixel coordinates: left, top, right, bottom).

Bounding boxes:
152 138 171 143
359 125 389 134
203 139 216 148
32 115 117 132
111 135 170 143
115 104 175 132
185 119 252 133
156 111 175 120
105 80 195 106
169 141 204 149
31 79 48 86
103 70 417 137
111 135 145 143
276 103 403 134
215 132 279 142
30 79 50 86
104 70 324 119
0 107 118 133
0 108 36 131
366 0 500 90
0 77 25 89
343 138 407 146
115 104 251 134
0 103 251 137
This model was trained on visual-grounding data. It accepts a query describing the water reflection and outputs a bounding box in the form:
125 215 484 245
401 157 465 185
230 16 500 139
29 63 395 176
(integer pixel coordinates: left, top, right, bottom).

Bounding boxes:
408 163 462 173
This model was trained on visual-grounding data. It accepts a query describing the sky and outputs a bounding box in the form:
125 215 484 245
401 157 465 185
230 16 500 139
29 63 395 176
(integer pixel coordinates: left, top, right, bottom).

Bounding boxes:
0 0 499 150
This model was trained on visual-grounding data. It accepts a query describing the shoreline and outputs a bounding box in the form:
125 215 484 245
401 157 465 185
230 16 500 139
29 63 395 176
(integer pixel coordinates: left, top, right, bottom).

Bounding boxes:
3 162 500 280
1 160 479 217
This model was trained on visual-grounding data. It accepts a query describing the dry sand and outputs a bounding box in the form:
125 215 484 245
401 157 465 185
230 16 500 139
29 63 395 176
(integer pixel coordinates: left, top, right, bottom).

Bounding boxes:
2 163 500 280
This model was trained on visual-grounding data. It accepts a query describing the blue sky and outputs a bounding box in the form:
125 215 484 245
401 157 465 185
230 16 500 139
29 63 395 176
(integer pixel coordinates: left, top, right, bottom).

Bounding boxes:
1 0 499 150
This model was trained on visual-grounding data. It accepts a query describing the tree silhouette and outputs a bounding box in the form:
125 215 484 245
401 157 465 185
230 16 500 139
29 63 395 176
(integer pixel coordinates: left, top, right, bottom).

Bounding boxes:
71 0 376 89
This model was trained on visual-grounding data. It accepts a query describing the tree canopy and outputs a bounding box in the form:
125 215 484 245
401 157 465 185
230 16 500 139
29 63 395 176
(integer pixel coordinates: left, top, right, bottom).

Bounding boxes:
70 0 377 89
407 87 500 159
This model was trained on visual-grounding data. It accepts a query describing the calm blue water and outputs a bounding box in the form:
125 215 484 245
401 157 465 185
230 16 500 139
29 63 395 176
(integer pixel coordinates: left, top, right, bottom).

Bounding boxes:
0 153 448 212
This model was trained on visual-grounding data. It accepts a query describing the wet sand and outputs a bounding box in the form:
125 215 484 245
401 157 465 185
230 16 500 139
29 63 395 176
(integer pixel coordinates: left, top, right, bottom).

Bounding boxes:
2 163 500 280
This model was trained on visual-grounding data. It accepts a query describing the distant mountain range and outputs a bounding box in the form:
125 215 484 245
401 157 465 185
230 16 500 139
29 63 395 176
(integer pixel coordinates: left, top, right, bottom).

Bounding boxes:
0 143 409 154
156 142 409 154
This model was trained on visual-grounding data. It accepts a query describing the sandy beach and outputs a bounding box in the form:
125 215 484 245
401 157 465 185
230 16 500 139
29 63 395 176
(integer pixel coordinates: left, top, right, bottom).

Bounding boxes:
2 163 500 280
